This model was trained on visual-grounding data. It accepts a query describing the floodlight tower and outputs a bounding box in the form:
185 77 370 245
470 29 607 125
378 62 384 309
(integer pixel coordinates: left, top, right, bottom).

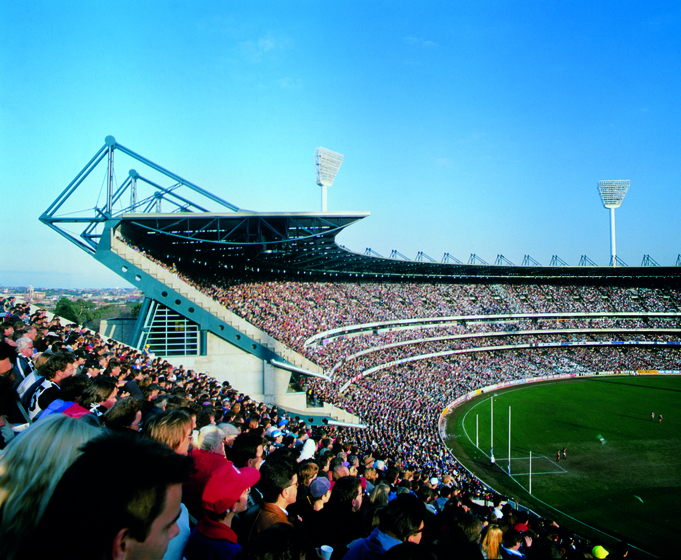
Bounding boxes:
597 180 630 267
315 147 344 212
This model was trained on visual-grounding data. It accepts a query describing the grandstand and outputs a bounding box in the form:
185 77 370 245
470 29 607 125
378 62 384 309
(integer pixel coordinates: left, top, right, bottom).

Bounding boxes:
40 137 681 552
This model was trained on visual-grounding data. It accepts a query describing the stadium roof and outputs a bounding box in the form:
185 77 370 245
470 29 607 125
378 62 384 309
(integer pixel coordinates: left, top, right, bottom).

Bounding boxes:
41 136 681 286
115 211 680 284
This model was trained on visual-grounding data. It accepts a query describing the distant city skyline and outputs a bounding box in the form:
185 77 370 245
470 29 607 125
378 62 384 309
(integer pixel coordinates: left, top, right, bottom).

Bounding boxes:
2 2 680 289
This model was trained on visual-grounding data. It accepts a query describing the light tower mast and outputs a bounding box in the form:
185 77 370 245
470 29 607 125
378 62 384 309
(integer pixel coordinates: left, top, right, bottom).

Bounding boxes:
598 180 630 267
314 147 344 212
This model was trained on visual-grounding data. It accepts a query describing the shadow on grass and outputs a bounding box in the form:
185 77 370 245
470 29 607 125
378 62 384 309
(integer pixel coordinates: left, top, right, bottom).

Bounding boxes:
591 377 681 393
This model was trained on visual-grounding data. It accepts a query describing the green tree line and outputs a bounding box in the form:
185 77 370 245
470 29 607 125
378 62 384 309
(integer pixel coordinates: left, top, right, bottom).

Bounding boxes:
54 298 141 330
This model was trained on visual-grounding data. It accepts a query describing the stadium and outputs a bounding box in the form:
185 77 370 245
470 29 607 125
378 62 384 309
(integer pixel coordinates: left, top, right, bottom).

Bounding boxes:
40 136 681 556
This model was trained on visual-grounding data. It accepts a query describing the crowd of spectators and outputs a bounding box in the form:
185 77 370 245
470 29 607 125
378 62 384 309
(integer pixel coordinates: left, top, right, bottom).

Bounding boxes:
4 240 678 560
1 286 652 558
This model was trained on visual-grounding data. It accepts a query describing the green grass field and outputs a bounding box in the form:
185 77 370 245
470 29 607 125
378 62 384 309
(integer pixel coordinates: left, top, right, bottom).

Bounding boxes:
444 375 681 558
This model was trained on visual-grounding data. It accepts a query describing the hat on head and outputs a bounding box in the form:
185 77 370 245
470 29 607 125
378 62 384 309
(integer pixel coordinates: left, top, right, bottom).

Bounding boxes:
592 545 609 559
374 460 386 471
202 463 260 514
219 423 240 437
309 476 331 499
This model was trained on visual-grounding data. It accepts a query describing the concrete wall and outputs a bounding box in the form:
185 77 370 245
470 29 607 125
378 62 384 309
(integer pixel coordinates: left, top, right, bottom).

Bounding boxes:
99 318 136 346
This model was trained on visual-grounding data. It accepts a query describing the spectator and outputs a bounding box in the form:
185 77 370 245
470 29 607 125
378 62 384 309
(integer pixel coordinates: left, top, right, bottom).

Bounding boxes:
26 352 76 421
183 462 260 560
0 415 99 560
230 431 266 470
12 337 36 383
183 425 230 520
501 529 529 559
344 494 427 560
30 431 193 560
217 422 240 449
102 396 143 432
314 476 366 559
309 476 332 512
80 375 118 421
143 408 194 560
480 525 503 559
238 455 300 542
290 460 319 520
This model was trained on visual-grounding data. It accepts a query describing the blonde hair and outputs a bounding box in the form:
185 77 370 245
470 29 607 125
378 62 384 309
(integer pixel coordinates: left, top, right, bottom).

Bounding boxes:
197 425 222 452
0 415 100 560
481 524 504 560
143 409 192 451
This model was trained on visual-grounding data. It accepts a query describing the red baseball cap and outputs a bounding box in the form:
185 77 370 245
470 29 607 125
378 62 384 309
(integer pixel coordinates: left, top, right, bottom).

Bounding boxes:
202 463 260 514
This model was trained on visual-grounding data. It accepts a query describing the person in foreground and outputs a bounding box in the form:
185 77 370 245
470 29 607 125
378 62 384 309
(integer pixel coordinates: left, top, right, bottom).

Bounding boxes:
0 414 100 560
26 430 193 560
183 462 260 560
344 494 426 560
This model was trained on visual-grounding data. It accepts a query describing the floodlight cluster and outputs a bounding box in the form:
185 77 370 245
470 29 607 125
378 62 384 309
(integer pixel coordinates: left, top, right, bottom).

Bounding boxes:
314 147 344 187
598 180 630 208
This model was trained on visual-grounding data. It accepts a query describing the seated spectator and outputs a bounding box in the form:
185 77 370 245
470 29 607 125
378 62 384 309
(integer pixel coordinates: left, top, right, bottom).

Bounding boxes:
1 322 16 348
102 396 143 432
309 476 331 512
0 415 100 560
344 494 427 560
314 476 366 559
480 524 503 559
184 425 230 520
141 382 163 418
289 460 319 520
217 422 240 449
436 485 452 513
229 431 266 470
12 337 36 384
80 375 118 421
26 352 76 421
144 408 194 560
183 463 260 560
29 431 193 560
501 529 529 559
37 373 90 420
363 482 391 535
236 455 300 543
239 523 308 560
513 511 529 533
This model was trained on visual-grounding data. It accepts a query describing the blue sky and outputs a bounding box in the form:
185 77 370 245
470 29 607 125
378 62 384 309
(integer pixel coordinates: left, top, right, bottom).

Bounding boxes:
2 1 680 288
